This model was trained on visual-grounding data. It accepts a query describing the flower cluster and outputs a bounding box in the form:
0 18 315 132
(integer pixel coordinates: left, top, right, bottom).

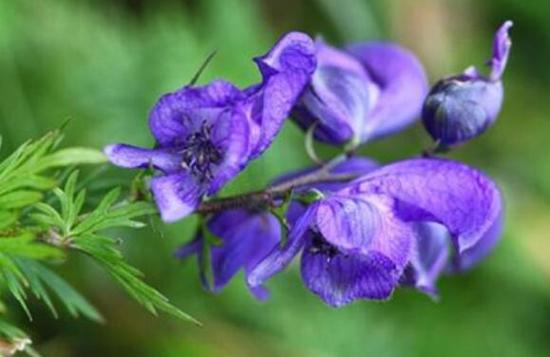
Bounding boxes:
106 22 512 307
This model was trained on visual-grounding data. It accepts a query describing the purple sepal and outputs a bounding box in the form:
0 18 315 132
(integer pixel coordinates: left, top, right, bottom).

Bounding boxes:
346 158 503 271
176 209 280 299
293 39 428 146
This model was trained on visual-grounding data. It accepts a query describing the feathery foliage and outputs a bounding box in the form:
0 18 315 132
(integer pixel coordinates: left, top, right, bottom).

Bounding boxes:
0 130 197 355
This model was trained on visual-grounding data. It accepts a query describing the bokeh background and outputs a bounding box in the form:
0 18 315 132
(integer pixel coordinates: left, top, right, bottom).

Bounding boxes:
1 0 550 356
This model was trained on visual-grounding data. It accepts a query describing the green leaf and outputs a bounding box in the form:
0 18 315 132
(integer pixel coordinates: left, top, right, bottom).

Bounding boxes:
14 259 103 323
0 191 43 209
73 234 200 325
13 259 58 319
72 198 156 236
40 147 107 169
31 203 65 229
0 211 17 230
0 262 31 320
20 175 58 190
0 232 63 260
0 131 60 197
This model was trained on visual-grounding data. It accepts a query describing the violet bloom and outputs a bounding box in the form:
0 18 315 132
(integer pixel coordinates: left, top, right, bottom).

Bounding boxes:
248 159 502 307
292 38 428 146
176 157 378 298
105 32 316 222
422 21 513 147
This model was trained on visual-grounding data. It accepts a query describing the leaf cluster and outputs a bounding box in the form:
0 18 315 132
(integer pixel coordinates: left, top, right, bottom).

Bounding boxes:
0 131 197 355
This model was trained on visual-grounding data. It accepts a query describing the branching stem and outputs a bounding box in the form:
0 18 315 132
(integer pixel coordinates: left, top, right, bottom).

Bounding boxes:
197 155 357 215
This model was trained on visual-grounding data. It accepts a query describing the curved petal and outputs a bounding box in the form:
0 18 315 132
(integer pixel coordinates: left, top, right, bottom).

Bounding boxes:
247 205 316 292
150 173 203 222
315 194 414 270
455 206 503 271
400 222 450 298
207 210 280 297
292 40 378 144
208 106 251 194
489 21 513 81
148 80 243 147
175 237 201 259
315 195 380 250
346 42 428 141
104 144 181 173
347 158 502 269
245 32 317 158
301 247 400 306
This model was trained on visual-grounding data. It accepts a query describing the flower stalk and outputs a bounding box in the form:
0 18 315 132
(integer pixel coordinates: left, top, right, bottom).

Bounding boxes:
197 168 358 215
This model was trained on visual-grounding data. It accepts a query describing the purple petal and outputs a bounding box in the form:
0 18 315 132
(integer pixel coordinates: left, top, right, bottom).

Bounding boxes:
292 40 378 144
315 194 414 269
247 205 316 292
347 158 503 269
315 195 380 250
346 42 428 141
148 80 243 147
400 222 450 298
207 107 251 194
175 237 201 259
150 173 203 222
104 144 181 173
207 210 280 296
454 207 503 271
301 248 400 306
489 21 513 81
246 32 317 158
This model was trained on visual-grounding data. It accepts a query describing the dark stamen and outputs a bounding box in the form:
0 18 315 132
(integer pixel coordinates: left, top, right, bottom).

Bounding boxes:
180 121 222 182
308 232 340 262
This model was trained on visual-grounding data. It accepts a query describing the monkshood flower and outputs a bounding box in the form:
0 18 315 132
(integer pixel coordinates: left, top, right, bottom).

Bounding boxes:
422 21 513 147
176 157 379 298
292 38 428 146
105 32 316 222
248 159 502 307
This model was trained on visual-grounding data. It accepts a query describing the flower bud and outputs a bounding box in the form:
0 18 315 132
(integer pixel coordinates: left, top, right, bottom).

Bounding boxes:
422 21 512 147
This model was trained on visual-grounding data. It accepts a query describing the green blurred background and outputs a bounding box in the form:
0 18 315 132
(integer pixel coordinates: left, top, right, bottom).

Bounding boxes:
1 0 550 356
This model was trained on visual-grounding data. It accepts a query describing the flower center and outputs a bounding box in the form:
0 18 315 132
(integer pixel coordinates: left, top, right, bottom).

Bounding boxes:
308 232 340 261
180 122 222 182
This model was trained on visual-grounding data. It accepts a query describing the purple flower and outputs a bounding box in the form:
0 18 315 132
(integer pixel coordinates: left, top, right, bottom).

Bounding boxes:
105 32 316 222
176 209 280 300
292 38 428 146
399 222 451 298
248 158 502 307
422 21 513 147
176 157 378 298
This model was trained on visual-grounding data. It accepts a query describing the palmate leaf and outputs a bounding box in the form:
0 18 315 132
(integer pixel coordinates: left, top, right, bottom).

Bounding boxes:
0 130 198 340
31 172 199 325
